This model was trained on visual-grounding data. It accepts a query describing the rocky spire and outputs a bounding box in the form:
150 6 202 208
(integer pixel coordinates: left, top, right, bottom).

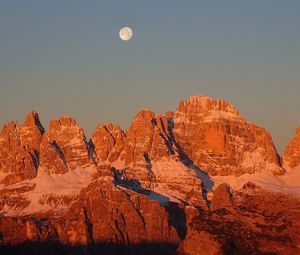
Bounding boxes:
283 127 300 168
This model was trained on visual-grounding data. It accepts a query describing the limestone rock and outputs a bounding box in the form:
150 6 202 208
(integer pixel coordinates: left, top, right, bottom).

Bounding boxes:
177 187 300 255
40 115 92 174
283 127 300 168
90 122 127 163
0 111 44 185
0 177 180 254
210 183 235 212
176 229 222 255
59 177 180 245
125 109 175 164
173 95 284 176
91 110 206 207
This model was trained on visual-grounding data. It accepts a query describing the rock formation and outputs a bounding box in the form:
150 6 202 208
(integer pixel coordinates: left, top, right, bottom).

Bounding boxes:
210 183 235 212
91 109 206 207
177 185 300 255
90 122 127 163
0 176 180 255
283 127 300 169
173 95 283 176
0 115 97 215
0 112 44 186
40 115 92 174
0 94 300 255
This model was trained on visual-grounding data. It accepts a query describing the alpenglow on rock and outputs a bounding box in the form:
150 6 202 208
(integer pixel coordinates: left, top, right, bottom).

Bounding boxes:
173 95 284 176
91 109 207 208
39 115 92 175
0 111 44 186
283 127 300 169
1 94 300 255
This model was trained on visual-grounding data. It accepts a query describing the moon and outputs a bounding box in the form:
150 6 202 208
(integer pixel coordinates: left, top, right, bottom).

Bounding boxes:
119 27 133 41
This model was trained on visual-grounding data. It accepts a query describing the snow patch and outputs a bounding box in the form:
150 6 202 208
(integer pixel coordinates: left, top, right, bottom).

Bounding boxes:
2 165 97 215
211 166 300 195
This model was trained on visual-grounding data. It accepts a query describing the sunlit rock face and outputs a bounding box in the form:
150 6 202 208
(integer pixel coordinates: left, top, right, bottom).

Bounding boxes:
173 95 284 176
90 122 127 164
91 109 207 208
0 177 180 252
283 127 300 169
0 113 99 216
121 109 177 187
125 109 175 164
0 111 44 186
59 177 180 245
177 183 300 255
210 183 235 212
39 115 92 175
1 94 300 255
91 109 176 166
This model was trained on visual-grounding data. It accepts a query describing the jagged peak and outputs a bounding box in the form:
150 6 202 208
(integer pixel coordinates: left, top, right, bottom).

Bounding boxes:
185 94 239 111
23 111 45 133
176 94 243 121
59 115 77 125
95 123 109 131
164 111 174 119
0 121 19 136
95 122 124 133
49 115 78 131
3 121 19 129
188 94 213 102
0 112 45 137
283 126 300 169
23 111 39 124
134 109 156 119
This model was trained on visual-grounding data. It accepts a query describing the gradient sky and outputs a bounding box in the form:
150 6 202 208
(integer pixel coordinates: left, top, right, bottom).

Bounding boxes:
0 1 299 154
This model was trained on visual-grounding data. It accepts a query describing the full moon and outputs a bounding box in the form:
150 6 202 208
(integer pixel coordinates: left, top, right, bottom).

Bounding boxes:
119 27 133 41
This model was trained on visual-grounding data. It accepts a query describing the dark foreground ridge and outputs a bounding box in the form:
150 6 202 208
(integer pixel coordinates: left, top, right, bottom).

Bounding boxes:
0 241 177 255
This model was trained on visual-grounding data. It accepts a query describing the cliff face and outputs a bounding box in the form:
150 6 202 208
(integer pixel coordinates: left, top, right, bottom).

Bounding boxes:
90 122 127 163
0 112 44 186
40 115 92 175
283 127 300 169
0 176 180 255
173 95 283 176
91 109 207 208
0 94 299 255
0 115 98 216
177 183 300 255
61 177 180 245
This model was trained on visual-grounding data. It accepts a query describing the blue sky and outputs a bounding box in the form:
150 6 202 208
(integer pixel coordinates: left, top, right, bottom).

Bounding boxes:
0 1 299 153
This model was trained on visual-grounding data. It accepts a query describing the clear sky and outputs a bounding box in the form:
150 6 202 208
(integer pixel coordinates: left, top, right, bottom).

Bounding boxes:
0 1 299 154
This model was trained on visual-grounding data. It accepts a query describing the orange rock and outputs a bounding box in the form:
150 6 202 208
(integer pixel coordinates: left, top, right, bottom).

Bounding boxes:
125 109 175 164
173 95 283 176
210 183 235 212
0 112 44 185
90 123 127 163
40 115 92 174
90 110 206 207
283 127 300 168
39 133 68 175
177 229 222 255
0 178 180 251
177 186 300 255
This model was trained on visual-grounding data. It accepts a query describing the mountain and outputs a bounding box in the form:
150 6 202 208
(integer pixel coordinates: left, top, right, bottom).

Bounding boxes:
177 182 300 255
283 127 300 169
173 95 283 176
0 94 299 255
91 109 207 207
0 111 44 186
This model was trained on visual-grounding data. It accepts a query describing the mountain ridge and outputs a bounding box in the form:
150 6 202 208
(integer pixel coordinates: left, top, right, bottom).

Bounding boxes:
0 94 300 254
